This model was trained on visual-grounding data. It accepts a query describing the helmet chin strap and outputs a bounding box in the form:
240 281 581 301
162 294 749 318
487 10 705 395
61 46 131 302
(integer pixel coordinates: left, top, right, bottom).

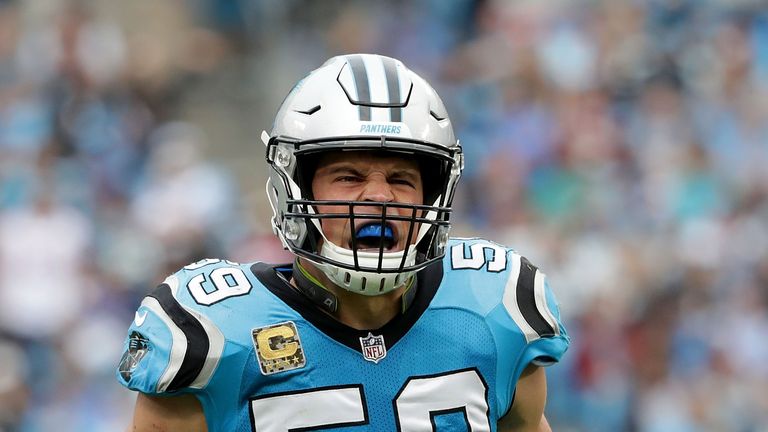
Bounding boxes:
292 259 339 314
316 235 419 295
291 259 418 317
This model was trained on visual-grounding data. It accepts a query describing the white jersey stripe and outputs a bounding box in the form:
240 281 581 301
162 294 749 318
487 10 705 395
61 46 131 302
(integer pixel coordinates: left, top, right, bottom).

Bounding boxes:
185 305 225 389
534 271 560 337
163 274 180 297
502 253 539 343
140 296 188 393
163 274 224 389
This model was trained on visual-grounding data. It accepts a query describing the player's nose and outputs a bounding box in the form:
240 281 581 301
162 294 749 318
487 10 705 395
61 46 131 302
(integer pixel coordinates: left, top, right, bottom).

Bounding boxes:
360 175 394 203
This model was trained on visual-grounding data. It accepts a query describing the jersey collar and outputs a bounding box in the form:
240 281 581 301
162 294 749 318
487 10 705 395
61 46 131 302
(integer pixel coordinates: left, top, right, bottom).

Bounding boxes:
290 259 419 315
250 260 443 353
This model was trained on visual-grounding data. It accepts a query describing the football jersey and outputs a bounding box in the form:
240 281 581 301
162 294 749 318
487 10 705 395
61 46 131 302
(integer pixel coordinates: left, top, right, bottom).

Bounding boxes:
116 238 570 431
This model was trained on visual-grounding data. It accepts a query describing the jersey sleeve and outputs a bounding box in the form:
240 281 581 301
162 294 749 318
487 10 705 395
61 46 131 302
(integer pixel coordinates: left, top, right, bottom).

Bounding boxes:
507 253 569 366
489 250 570 416
116 268 225 395
517 274 569 367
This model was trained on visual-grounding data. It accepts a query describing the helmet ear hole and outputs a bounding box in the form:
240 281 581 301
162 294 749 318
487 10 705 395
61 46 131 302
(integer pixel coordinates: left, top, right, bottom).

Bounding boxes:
416 155 446 204
295 153 321 200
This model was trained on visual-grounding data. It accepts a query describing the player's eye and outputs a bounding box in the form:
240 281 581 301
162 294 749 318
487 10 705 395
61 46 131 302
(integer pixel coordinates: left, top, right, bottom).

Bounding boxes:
336 175 363 183
390 177 416 188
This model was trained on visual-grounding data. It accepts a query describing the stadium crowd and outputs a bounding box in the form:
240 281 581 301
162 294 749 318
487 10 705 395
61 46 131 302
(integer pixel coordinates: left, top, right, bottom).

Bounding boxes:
0 0 766 430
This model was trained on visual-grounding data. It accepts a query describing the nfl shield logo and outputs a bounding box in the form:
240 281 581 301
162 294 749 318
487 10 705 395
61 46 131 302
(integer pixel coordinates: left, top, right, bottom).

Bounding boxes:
359 332 387 363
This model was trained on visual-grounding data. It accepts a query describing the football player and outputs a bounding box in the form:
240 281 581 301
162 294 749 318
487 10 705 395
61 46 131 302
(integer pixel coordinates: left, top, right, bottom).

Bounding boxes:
117 54 570 431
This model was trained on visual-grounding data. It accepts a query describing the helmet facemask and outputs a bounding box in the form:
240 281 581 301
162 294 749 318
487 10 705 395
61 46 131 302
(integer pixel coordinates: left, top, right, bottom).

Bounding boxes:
266 136 462 296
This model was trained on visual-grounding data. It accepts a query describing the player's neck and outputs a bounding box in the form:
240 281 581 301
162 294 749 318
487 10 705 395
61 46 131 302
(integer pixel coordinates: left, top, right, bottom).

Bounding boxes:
291 259 406 330
332 286 404 330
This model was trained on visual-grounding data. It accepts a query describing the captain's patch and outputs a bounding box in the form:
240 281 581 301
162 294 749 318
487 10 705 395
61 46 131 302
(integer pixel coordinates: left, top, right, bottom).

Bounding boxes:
252 321 306 375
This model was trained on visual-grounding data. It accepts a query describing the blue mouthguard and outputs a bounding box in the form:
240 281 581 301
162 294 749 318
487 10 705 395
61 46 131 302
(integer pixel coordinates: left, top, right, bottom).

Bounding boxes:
356 224 394 240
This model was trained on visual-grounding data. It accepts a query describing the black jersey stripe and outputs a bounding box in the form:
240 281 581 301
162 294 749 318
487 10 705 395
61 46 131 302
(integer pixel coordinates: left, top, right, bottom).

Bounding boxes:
346 55 372 121
516 257 556 337
382 56 402 122
148 283 209 392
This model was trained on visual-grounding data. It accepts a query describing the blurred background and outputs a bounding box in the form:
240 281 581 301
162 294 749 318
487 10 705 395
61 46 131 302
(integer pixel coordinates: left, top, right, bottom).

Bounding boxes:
0 0 767 430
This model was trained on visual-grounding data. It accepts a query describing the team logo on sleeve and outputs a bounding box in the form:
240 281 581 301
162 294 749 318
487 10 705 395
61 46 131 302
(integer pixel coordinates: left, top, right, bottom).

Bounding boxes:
359 333 387 363
118 331 150 381
252 321 306 375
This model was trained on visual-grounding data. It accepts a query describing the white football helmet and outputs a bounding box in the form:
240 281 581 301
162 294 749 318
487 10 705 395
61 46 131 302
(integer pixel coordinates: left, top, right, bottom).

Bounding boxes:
264 54 463 296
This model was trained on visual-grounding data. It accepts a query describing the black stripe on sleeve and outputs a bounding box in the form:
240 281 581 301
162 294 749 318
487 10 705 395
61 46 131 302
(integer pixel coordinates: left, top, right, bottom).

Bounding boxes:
516 257 555 338
148 283 209 392
346 55 371 121
382 56 402 122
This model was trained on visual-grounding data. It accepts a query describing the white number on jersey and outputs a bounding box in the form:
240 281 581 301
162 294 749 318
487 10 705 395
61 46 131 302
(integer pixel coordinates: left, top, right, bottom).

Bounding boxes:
394 369 491 431
451 241 508 272
187 266 252 306
250 385 366 430
249 369 490 431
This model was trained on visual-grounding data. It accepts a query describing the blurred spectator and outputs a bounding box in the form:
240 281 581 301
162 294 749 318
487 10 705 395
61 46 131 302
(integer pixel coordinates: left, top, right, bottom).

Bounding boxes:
0 182 92 340
0 339 29 430
130 121 236 264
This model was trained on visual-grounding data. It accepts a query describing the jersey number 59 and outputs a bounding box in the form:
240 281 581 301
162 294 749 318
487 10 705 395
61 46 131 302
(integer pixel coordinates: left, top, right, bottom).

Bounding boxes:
249 368 491 431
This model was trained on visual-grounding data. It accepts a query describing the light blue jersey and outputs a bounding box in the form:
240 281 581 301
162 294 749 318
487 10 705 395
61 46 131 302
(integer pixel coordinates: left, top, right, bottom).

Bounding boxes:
117 238 569 431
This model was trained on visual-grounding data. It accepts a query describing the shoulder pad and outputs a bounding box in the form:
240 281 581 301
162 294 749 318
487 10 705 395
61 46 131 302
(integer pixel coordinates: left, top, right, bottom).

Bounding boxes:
442 238 570 416
116 259 237 395
501 252 570 369
444 238 568 357
502 254 561 343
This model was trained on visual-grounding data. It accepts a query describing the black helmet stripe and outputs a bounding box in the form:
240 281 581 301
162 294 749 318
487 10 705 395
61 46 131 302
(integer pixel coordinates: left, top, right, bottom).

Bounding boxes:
345 55 372 121
382 56 402 122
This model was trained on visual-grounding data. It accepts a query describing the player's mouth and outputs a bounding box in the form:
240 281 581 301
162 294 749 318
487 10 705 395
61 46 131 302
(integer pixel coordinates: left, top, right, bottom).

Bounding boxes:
350 222 398 251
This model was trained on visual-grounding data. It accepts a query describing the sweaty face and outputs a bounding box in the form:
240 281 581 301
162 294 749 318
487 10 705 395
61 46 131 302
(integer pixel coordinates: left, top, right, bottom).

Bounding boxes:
311 151 424 253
